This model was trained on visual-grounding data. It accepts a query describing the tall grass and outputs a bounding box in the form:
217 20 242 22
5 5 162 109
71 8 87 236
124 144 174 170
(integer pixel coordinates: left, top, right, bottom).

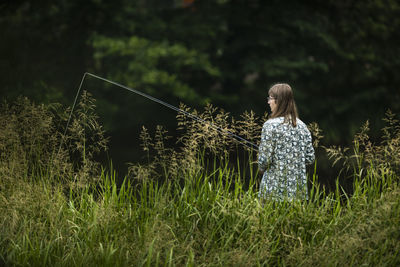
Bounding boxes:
0 96 399 266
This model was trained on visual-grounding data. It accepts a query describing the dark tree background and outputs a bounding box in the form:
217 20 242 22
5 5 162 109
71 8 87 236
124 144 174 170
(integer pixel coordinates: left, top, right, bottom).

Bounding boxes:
1 0 399 182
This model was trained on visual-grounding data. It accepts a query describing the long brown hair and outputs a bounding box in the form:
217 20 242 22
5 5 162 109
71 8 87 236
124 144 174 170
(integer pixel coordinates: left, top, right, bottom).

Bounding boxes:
268 83 298 127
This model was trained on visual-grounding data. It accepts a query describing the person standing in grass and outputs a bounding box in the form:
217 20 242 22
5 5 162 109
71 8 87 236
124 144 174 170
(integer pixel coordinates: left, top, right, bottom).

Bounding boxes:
258 83 315 200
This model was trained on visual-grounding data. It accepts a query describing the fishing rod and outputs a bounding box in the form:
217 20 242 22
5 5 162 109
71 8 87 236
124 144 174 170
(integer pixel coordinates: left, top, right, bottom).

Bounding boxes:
60 72 259 154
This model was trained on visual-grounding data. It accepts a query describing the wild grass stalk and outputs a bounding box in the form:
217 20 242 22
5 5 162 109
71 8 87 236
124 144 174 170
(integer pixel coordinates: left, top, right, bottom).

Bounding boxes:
1 96 399 266
1 164 399 266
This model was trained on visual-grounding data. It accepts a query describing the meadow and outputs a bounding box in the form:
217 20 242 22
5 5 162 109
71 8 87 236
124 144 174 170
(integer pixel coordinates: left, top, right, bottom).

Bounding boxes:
1 93 399 266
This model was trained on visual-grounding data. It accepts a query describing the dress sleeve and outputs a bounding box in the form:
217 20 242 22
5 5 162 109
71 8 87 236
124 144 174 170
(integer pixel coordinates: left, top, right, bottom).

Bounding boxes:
305 130 315 165
258 122 275 172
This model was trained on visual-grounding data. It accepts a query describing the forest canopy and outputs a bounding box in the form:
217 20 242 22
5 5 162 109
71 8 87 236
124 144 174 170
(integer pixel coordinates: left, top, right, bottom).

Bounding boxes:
1 0 399 163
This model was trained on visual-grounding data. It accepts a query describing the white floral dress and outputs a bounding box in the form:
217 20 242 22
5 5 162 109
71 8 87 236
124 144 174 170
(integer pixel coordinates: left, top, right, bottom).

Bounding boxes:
258 117 315 200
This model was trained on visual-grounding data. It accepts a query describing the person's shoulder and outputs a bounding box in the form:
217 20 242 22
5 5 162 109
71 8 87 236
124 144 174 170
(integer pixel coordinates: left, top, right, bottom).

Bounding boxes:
295 118 311 132
263 117 283 131
264 117 283 125
296 118 307 127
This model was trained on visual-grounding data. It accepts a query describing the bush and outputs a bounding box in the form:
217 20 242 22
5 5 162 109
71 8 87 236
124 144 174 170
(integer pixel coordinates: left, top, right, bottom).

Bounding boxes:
0 92 108 187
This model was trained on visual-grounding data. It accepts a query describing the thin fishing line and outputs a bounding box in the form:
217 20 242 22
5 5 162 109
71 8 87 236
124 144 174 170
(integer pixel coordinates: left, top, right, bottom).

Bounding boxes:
57 72 88 157
59 72 259 155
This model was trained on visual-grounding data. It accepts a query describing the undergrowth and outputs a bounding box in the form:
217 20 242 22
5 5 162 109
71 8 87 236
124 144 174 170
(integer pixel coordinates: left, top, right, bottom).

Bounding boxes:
0 95 399 266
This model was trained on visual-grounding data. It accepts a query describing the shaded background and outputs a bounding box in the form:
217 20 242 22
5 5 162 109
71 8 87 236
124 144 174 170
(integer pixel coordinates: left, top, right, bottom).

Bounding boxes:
1 0 399 185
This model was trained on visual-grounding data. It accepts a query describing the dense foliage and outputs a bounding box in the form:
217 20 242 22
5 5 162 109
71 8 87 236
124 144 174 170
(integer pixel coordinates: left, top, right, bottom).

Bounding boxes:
2 1 400 264
1 0 399 141
1 95 399 266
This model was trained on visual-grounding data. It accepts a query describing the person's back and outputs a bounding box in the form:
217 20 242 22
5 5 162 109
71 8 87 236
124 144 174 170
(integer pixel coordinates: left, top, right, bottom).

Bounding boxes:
258 117 314 200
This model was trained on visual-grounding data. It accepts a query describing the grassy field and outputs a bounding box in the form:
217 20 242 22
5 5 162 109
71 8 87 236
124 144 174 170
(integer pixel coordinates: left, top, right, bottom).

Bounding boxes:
1 94 399 266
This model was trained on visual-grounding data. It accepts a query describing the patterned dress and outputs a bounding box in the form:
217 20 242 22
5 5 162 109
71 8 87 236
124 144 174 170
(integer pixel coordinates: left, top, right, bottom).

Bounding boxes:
258 117 315 200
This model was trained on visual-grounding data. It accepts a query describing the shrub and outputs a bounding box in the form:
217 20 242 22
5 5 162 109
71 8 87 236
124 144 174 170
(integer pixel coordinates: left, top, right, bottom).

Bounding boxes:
0 91 108 188
325 110 400 181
